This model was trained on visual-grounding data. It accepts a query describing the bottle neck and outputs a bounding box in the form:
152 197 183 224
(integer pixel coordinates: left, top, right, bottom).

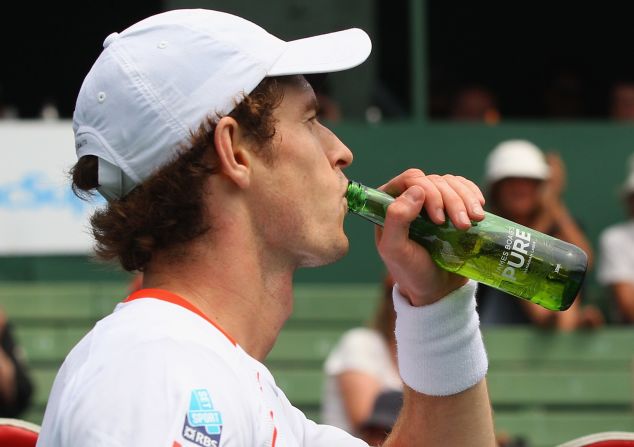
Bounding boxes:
346 181 396 226
346 181 369 212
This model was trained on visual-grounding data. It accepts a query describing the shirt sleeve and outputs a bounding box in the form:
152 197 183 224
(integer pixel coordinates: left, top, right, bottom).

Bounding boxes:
598 226 634 285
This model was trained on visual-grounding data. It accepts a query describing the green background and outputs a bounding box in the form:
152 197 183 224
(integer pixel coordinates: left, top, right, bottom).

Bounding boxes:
3 122 632 300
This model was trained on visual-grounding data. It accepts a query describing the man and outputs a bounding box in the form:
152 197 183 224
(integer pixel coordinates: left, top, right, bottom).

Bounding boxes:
37 9 494 446
597 154 634 323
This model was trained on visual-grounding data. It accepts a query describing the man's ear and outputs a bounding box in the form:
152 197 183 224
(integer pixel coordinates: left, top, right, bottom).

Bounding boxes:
213 116 252 189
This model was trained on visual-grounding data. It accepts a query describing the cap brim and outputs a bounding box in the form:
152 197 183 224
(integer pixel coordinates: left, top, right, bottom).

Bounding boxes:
267 28 371 76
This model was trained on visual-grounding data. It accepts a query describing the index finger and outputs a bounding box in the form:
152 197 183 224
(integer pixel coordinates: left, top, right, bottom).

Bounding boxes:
379 168 427 196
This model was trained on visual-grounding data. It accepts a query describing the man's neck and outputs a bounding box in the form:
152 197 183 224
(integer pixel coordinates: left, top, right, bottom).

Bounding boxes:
142 231 295 361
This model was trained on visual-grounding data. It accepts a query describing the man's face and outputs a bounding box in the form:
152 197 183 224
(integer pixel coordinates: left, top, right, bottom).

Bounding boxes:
247 77 353 268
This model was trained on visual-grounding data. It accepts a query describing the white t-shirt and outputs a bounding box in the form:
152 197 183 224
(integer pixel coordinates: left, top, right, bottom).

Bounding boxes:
321 327 402 433
598 221 634 286
37 289 367 447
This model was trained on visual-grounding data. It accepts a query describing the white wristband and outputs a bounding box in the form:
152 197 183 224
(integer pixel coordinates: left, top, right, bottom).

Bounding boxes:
393 280 488 396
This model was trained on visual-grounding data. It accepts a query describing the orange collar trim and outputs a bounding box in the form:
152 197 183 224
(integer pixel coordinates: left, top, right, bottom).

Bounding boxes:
125 288 237 346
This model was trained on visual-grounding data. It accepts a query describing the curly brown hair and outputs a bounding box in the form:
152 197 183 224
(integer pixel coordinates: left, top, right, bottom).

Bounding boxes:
71 76 297 272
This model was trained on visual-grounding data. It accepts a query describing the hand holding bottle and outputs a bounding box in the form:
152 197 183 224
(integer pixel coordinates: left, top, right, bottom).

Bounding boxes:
348 174 587 311
373 169 486 307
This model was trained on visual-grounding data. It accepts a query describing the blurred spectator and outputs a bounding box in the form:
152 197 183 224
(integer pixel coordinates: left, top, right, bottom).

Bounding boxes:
39 100 60 121
477 140 603 330
449 85 500 124
609 81 634 121
321 274 401 434
0 103 18 119
597 154 634 323
357 390 402 446
544 71 585 119
0 308 33 417
0 84 18 119
368 80 408 122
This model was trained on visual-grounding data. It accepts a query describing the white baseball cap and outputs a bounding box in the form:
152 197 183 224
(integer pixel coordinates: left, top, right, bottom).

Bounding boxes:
484 139 550 185
73 9 372 201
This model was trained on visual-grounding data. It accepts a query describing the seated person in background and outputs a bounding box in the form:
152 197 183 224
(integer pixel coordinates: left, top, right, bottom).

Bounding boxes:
597 154 634 323
0 308 33 417
477 140 603 329
321 274 401 434
357 391 402 446
609 81 634 121
449 85 500 124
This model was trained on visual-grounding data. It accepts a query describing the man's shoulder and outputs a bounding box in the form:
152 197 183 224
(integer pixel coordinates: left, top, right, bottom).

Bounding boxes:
60 298 244 393
104 297 236 349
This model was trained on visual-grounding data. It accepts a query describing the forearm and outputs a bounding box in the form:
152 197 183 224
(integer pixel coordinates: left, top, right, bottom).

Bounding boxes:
385 381 494 447
372 170 494 445
384 281 495 446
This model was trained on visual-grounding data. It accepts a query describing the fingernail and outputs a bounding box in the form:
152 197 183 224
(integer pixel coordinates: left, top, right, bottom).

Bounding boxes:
472 203 484 215
403 187 422 201
435 208 445 222
459 211 471 226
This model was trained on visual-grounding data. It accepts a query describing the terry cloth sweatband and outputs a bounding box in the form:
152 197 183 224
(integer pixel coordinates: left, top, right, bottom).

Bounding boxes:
393 280 488 396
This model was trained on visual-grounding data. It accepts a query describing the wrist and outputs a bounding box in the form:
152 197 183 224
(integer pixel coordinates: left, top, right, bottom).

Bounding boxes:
398 273 469 307
393 280 488 396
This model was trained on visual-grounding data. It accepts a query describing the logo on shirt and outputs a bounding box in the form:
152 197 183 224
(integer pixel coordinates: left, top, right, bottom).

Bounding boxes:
182 389 223 447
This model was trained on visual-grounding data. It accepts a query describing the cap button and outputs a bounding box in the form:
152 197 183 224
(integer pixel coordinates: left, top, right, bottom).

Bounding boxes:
103 32 120 49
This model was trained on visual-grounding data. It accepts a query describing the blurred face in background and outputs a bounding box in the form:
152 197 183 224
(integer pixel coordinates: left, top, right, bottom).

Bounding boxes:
492 177 542 221
450 86 499 123
611 83 634 120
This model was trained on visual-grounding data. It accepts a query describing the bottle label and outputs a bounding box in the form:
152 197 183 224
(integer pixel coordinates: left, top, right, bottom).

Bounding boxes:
497 225 537 281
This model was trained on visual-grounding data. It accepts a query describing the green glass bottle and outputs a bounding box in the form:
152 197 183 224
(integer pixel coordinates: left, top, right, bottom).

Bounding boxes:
346 181 587 311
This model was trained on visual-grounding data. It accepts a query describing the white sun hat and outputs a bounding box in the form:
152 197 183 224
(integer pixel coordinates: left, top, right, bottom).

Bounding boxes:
73 9 372 200
484 139 550 185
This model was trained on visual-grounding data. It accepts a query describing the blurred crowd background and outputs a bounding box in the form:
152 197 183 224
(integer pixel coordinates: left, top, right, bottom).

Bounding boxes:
1 1 633 446
3 1 634 122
